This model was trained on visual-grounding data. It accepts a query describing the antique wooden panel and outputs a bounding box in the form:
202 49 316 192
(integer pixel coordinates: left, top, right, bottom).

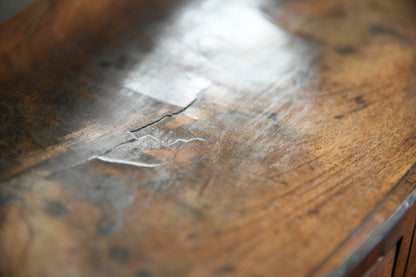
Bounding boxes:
1 0 416 276
364 246 396 277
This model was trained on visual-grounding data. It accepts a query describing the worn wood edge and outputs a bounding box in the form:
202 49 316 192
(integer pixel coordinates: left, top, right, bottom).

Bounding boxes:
311 162 416 276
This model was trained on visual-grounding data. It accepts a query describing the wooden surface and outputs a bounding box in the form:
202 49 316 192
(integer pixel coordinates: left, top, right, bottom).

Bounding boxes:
1 0 416 276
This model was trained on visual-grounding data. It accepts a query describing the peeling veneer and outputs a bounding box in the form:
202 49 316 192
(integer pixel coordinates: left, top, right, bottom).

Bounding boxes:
90 132 207 168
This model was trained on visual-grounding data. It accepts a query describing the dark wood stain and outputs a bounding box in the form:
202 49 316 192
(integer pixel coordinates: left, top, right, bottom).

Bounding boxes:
335 46 356 55
43 199 69 218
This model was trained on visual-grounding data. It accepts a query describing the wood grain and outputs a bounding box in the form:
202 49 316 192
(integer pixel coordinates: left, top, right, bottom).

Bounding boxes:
1 0 416 276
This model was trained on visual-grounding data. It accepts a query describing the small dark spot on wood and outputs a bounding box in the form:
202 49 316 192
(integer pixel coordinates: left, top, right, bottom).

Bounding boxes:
265 111 278 121
354 95 366 105
308 208 319 215
369 25 392 35
273 178 288 185
44 199 69 218
215 264 235 274
109 246 131 263
136 269 152 277
335 46 356 55
334 115 343 119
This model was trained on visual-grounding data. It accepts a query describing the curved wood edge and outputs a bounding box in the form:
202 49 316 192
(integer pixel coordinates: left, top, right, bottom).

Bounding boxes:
312 163 416 276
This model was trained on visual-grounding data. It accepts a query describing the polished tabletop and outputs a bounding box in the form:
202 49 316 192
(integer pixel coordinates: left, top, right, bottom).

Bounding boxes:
1 0 416 276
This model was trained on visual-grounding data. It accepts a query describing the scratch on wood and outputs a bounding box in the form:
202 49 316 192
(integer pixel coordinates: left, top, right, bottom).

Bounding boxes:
130 98 197 133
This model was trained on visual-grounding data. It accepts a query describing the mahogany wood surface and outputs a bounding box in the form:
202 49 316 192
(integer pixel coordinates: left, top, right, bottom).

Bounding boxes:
1 0 416 276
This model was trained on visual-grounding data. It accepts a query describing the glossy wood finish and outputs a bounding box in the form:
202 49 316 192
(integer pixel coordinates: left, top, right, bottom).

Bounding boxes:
1 0 416 276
